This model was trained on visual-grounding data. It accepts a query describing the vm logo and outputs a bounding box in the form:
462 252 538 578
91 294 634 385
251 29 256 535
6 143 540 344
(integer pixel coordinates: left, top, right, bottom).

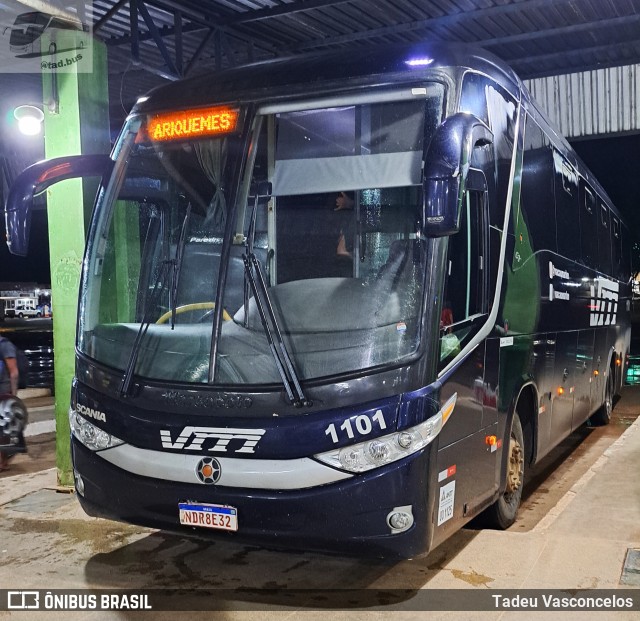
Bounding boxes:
160 426 266 454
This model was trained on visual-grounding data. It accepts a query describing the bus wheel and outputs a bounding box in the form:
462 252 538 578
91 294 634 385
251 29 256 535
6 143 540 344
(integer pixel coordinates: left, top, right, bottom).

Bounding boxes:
590 371 613 426
483 413 524 530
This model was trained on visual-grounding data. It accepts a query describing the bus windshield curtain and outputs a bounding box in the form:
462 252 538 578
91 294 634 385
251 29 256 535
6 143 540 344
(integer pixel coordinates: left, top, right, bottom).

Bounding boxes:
195 140 227 229
272 151 423 195
271 100 426 196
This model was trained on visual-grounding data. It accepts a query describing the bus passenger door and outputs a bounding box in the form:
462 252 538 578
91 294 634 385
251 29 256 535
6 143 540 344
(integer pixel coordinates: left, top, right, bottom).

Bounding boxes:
435 185 495 538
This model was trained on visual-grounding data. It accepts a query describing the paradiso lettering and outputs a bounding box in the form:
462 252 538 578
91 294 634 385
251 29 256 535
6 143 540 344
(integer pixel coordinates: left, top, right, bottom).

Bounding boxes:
160 426 266 453
147 107 239 142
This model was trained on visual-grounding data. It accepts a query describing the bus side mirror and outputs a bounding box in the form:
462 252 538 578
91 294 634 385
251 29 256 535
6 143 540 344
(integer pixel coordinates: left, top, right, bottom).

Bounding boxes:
422 113 493 237
4 154 112 256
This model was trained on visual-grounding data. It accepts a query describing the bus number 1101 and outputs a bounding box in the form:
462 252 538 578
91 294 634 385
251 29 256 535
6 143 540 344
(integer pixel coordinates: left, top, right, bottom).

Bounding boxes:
325 410 387 444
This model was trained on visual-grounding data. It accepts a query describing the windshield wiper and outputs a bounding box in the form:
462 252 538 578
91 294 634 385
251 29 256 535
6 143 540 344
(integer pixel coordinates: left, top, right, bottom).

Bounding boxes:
119 258 172 397
242 253 309 407
120 205 192 395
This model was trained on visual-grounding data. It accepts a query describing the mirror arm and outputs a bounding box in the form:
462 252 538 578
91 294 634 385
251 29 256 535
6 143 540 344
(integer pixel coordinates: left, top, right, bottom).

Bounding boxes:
4 154 112 256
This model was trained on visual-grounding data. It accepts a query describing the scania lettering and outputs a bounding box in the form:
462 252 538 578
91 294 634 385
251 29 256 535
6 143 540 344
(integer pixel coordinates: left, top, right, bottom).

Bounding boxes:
4 42 631 557
76 404 107 422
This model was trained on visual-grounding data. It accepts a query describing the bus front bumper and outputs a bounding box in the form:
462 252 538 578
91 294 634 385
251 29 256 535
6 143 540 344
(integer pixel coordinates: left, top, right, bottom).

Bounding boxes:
71 437 436 558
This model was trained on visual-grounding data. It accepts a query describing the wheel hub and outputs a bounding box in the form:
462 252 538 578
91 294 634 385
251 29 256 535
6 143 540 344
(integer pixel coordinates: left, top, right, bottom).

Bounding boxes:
506 436 523 493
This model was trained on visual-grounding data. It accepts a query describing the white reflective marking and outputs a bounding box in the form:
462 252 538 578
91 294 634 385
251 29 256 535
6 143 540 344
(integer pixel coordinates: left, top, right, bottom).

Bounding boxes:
98 443 353 490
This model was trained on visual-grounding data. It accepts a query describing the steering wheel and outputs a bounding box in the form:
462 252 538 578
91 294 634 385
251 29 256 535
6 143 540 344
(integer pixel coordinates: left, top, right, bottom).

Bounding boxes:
156 302 232 324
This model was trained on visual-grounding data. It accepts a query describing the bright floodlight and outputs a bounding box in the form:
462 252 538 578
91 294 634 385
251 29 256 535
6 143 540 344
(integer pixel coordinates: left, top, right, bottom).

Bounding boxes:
14 105 44 136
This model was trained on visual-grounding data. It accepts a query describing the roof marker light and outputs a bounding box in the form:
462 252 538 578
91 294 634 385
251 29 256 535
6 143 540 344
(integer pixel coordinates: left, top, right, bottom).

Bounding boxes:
405 57 434 67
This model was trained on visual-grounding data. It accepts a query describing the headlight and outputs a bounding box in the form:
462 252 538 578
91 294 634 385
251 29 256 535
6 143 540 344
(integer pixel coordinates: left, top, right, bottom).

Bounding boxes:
69 408 124 451
314 393 456 473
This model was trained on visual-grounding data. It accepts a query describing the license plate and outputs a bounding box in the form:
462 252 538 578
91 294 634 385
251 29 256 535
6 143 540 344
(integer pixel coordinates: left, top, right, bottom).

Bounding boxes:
178 502 238 531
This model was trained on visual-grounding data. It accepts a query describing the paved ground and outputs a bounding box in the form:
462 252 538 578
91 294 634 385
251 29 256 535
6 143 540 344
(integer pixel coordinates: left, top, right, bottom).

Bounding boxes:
0 387 639 620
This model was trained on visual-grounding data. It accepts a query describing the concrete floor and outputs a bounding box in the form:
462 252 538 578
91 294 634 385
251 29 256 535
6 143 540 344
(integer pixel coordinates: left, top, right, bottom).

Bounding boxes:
1 388 639 620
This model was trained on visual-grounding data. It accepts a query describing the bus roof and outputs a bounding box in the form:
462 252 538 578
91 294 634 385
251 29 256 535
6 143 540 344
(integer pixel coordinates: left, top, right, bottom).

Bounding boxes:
133 41 522 115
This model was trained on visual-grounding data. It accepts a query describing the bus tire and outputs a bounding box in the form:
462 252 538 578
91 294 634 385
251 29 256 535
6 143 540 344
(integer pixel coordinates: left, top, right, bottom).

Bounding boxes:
483 412 525 530
590 370 613 426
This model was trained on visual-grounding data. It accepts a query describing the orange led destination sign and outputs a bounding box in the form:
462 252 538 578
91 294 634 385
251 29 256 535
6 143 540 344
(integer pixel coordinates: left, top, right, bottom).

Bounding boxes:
146 106 240 142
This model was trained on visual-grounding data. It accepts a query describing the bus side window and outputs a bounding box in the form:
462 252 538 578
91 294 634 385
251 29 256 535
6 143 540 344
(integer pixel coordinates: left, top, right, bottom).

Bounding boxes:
459 72 489 125
611 216 622 278
598 200 612 276
439 187 487 366
554 154 580 261
622 223 633 281
579 182 598 268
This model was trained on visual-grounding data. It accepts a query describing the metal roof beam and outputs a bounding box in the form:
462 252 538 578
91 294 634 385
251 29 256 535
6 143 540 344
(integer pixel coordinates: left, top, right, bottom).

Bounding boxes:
142 0 351 25
510 39 640 79
184 27 215 76
482 13 640 48
219 0 352 25
104 2 276 55
94 0 128 33
283 0 584 52
136 0 180 77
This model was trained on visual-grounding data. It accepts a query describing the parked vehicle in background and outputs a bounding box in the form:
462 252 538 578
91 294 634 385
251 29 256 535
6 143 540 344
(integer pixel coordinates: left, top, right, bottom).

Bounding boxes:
6 328 54 394
1 297 40 318
14 298 38 318
2 299 16 318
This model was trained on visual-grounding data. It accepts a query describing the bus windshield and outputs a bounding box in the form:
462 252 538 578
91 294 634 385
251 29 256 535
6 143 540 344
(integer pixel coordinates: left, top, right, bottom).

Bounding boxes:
79 84 445 388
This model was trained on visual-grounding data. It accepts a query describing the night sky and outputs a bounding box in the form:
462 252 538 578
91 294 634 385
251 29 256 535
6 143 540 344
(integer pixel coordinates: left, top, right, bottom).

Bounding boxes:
570 134 640 241
0 210 50 285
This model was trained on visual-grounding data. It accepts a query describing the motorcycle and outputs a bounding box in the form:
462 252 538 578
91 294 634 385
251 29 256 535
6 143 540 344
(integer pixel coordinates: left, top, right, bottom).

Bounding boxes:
0 394 28 469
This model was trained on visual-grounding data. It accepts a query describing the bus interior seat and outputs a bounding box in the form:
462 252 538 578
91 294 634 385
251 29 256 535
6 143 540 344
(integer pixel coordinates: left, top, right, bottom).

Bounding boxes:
174 243 267 317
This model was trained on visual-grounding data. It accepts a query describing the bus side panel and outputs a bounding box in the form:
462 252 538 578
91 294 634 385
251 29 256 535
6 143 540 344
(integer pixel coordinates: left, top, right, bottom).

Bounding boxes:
574 329 595 425
432 345 500 547
430 419 498 550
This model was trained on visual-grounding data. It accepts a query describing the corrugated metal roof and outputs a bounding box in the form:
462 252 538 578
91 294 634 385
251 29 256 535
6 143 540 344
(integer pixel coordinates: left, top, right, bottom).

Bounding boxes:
2 0 640 128
525 63 640 139
84 0 640 116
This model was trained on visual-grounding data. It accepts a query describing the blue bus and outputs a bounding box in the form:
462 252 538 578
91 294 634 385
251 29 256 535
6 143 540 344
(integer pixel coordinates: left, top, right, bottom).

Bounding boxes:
5 42 632 557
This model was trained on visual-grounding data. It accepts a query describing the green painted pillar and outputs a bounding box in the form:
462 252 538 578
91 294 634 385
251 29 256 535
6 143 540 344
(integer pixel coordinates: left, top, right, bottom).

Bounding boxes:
42 37 110 487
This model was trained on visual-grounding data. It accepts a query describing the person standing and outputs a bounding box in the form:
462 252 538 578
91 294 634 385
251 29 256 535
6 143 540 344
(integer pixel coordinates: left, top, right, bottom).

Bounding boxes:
331 191 356 277
0 336 19 396
0 335 20 470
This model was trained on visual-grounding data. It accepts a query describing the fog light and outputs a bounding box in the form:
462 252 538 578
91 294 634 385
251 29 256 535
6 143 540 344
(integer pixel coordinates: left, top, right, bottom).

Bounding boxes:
387 505 414 533
74 470 85 496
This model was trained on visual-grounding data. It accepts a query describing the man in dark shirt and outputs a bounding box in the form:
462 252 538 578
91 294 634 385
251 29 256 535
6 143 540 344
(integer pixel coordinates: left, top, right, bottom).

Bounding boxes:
0 336 21 470
332 191 355 277
0 337 19 396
